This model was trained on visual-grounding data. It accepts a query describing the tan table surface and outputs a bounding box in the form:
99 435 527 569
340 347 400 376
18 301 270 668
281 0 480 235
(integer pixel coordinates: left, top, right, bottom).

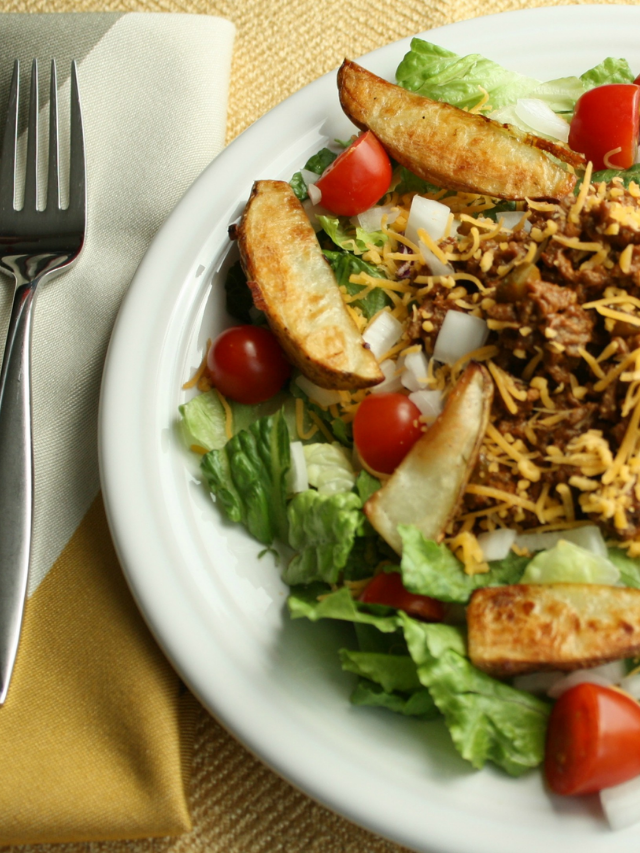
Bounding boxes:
2 0 636 851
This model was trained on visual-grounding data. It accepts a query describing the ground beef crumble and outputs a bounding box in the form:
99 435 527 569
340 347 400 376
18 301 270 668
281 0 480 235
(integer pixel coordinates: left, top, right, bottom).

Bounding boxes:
407 178 640 540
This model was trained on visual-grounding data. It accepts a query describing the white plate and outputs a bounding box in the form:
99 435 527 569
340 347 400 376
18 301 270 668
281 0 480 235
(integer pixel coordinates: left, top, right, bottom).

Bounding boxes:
99 7 640 852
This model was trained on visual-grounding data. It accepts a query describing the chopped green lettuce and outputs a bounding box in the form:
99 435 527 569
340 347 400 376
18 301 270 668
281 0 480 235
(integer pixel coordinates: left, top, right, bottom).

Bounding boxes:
289 379 352 447
350 679 439 719
323 250 393 319
181 389 314 453
608 548 640 588
289 147 337 201
520 539 620 585
180 389 230 452
284 491 365 585
400 614 550 776
580 57 636 89
303 442 356 494
589 163 640 187
355 470 381 503
399 525 529 603
317 215 386 255
200 411 290 545
393 166 445 196
396 38 542 111
339 649 423 693
287 584 401 633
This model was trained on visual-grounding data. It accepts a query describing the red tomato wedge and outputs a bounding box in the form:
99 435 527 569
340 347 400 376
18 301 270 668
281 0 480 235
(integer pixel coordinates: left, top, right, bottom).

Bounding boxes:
568 84 640 171
353 392 423 475
314 131 392 216
545 682 640 796
359 571 445 622
206 325 291 405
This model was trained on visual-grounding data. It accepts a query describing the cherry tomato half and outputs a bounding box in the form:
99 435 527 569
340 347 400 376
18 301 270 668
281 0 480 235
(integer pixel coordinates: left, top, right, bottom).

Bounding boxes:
314 131 393 217
569 84 640 171
206 325 291 405
353 393 423 475
359 571 445 622
545 682 640 796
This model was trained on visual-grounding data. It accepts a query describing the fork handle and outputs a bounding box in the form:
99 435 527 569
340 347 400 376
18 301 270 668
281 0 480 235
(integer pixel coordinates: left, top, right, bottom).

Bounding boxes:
0 281 36 704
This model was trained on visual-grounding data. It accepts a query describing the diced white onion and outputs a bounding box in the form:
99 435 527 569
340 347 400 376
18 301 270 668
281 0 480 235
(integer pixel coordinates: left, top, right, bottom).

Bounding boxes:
362 311 403 360
401 349 430 392
433 311 489 365
619 673 640 700
512 671 565 695
371 359 404 394
420 244 455 277
514 98 571 143
601 774 640 831
406 196 452 245
356 205 399 232
307 183 322 205
477 528 517 562
408 389 443 419
295 375 342 407
496 211 532 233
300 168 320 187
287 441 309 494
547 661 628 699
515 525 608 558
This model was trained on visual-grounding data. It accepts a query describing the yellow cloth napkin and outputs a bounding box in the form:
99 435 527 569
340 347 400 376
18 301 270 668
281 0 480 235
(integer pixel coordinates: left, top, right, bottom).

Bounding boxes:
0 12 234 845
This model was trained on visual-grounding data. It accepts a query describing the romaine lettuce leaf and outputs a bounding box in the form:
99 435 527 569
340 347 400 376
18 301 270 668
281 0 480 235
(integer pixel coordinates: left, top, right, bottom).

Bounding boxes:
400 614 550 776
350 679 439 719
317 215 386 255
289 379 352 447
303 442 356 494
323 250 393 320
200 411 290 545
289 147 337 201
520 539 620 585
355 470 381 503
180 389 229 452
580 57 635 89
395 38 541 111
399 525 529 603
589 163 640 188
181 389 311 453
339 648 422 693
606 548 640 588
284 490 365 585
287 584 400 633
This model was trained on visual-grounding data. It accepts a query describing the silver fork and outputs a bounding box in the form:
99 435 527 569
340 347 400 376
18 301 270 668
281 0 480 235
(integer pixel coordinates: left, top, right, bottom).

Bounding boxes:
0 59 86 704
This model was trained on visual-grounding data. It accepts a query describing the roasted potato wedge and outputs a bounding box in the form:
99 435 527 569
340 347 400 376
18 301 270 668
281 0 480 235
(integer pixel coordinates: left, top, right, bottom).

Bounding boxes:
364 363 492 553
468 583 640 677
236 180 383 390
337 59 580 201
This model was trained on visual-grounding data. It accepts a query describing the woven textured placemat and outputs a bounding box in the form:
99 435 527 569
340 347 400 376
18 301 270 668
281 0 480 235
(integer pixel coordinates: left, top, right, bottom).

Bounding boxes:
1 0 636 851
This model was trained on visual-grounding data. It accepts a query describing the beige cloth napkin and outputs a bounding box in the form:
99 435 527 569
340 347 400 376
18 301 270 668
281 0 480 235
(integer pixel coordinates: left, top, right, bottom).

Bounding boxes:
0 12 234 845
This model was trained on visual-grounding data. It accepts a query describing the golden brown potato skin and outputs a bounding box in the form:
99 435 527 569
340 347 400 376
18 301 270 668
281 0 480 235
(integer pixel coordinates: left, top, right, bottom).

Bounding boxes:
365 363 493 553
468 583 640 677
337 59 579 201
236 180 383 390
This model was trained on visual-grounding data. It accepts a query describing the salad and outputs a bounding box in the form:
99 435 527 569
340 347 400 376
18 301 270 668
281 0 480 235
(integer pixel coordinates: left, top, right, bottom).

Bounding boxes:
180 39 640 829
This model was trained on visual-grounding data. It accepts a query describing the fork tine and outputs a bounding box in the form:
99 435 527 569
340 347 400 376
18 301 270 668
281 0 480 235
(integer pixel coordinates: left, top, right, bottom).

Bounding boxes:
23 59 38 210
46 59 59 211
68 61 85 216
0 60 19 215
